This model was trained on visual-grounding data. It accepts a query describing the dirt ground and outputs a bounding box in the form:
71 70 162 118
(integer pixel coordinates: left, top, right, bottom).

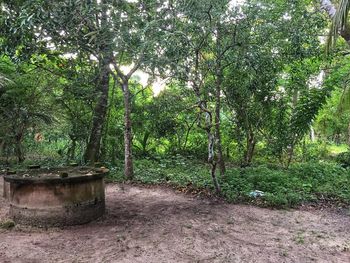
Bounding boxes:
0 176 349 263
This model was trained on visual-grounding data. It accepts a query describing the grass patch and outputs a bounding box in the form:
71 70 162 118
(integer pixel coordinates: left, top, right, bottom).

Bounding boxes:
328 144 348 155
0 220 15 230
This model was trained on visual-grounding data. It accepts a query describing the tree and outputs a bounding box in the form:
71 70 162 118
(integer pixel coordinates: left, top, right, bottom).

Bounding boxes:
161 0 237 192
0 57 54 162
1 0 173 177
1 0 112 163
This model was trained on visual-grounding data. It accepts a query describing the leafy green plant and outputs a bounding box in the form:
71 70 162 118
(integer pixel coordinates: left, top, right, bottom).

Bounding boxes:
335 151 350 167
0 220 15 230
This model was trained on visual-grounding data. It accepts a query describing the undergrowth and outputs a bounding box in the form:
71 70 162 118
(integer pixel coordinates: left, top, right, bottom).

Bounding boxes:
107 156 350 209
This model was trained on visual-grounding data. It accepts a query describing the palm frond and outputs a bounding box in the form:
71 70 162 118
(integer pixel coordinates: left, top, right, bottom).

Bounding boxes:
327 0 350 51
31 112 54 124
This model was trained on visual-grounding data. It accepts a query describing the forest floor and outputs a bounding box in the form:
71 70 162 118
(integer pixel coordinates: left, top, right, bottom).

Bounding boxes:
0 176 349 263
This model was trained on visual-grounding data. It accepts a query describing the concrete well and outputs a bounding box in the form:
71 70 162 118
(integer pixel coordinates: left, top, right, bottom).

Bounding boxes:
4 167 108 227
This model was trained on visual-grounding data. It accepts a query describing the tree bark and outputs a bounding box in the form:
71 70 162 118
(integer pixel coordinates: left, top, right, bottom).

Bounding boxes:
0 139 4 156
310 126 316 142
123 81 134 179
214 22 226 176
67 135 77 161
203 102 221 194
84 0 112 164
141 131 150 155
208 123 221 194
215 67 226 176
244 130 256 166
182 117 197 150
15 134 24 163
84 59 110 164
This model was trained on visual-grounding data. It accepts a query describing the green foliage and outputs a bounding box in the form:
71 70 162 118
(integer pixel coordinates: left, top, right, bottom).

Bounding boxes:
300 141 330 161
0 220 15 230
108 158 350 209
0 56 57 162
335 151 350 167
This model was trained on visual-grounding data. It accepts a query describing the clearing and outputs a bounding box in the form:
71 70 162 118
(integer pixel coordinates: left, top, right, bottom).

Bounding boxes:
0 176 349 263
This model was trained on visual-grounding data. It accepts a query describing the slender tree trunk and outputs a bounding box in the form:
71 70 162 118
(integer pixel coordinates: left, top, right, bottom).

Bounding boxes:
193 50 221 194
182 118 197 150
244 130 256 166
67 137 76 161
310 126 316 142
208 127 221 194
285 88 299 167
84 55 111 164
347 121 350 147
203 102 221 194
123 81 134 179
0 139 4 157
286 146 294 168
215 68 225 176
214 22 226 176
141 131 150 155
84 0 112 164
15 135 24 163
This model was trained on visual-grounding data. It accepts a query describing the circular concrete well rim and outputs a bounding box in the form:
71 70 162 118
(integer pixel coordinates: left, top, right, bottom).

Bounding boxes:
4 166 109 227
3 167 109 184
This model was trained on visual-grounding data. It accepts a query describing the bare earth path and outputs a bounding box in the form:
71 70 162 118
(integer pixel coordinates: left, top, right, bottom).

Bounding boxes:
0 176 349 263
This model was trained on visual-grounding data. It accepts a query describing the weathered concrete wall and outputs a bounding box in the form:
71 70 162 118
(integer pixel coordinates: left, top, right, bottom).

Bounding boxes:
6 174 106 227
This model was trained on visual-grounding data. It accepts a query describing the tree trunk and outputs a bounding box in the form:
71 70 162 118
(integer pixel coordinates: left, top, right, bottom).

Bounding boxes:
182 116 198 151
244 130 256 166
210 161 221 194
286 143 295 169
67 137 77 161
204 104 221 194
0 139 4 156
141 131 150 155
215 68 225 176
84 0 112 164
208 130 221 194
123 81 134 179
214 22 226 176
15 135 24 163
84 56 110 164
193 50 221 194
310 126 316 142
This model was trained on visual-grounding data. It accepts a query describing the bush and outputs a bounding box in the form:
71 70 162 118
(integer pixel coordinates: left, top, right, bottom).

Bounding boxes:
300 142 329 161
335 151 350 168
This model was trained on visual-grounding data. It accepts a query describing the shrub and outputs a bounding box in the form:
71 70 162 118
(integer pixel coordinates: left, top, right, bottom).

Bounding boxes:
335 151 350 168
